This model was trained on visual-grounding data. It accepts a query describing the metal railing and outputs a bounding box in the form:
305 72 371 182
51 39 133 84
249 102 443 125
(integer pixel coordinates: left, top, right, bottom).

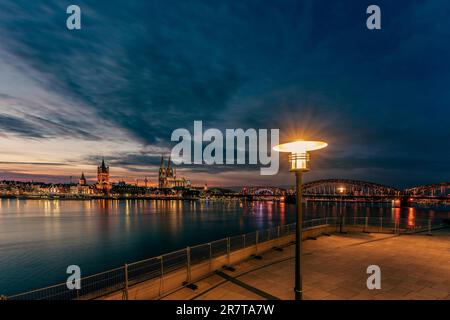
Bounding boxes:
5 216 447 300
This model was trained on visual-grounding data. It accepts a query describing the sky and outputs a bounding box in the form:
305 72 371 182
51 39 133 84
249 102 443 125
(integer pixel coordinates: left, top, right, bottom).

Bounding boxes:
0 0 449 188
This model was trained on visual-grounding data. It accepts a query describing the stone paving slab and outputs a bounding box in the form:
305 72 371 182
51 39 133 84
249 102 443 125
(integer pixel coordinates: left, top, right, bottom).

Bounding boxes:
163 229 450 300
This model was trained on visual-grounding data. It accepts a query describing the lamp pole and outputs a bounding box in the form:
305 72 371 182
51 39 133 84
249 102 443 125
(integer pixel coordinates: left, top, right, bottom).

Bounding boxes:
274 140 328 301
295 170 303 300
339 193 343 233
338 187 345 233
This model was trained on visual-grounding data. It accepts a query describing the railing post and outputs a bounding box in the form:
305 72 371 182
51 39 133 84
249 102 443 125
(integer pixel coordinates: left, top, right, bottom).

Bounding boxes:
159 256 164 296
209 243 212 272
186 247 192 283
427 218 432 236
227 237 231 265
380 216 383 232
123 263 129 300
277 225 281 246
243 234 246 248
255 230 259 254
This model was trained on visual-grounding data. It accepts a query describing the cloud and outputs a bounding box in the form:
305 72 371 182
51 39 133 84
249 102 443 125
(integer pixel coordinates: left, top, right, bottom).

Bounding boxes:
0 171 71 183
0 114 48 138
0 161 68 166
0 0 448 186
0 1 244 145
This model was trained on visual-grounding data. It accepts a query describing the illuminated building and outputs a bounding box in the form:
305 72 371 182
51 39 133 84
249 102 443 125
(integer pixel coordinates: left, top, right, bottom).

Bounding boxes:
79 172 87 186
96 158 112 193
158 156 190 189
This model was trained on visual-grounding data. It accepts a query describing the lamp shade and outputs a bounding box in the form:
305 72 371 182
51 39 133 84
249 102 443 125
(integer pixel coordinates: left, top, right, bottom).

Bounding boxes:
274 140 327 171
273 140 328 153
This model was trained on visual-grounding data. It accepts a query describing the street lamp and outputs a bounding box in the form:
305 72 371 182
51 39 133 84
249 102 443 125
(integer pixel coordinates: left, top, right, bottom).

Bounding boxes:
274 140 327 300
338 186 346 233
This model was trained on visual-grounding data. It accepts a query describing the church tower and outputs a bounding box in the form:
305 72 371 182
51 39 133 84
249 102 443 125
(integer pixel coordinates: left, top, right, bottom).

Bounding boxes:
159 156 166 188
166 156 174 178
96 158 111 192
79 172 87 186
158 155 189 189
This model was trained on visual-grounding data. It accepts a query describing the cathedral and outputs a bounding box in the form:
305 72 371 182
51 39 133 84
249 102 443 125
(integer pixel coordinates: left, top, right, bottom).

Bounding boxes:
159 156 190 189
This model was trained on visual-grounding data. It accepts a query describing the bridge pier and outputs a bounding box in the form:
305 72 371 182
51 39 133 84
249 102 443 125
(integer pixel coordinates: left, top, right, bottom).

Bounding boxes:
400 196 409 207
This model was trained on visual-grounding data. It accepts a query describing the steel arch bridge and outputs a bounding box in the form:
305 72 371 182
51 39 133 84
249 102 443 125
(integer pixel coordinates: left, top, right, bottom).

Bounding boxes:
404 182 450 197
240 186 286 196
240 180 450 200
301 179 401 196
241 180 400 197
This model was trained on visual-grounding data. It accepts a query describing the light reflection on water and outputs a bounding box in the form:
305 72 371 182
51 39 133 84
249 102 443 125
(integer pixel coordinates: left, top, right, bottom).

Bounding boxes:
0 199 448 296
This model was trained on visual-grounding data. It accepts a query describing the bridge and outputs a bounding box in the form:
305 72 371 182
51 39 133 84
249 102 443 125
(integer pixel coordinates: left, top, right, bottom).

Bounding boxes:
404 182 450 197
241 186 286 196
301 179 400 196
240 179 450 203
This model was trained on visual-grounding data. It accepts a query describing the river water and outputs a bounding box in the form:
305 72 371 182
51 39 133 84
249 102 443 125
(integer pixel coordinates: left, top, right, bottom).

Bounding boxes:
0 198 448 296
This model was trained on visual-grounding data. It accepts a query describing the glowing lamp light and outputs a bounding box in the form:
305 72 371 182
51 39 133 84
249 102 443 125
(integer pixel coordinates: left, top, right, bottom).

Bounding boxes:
274 140 328 171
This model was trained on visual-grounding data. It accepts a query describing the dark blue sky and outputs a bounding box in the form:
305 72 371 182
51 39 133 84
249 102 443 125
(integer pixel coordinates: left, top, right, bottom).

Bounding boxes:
0 0 449 188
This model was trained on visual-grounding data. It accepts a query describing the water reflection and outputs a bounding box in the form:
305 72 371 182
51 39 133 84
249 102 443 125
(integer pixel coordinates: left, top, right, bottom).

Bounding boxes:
407 207 415 227
392 207 401 225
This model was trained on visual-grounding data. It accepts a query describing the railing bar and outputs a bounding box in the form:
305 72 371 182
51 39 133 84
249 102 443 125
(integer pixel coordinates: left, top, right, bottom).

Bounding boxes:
10 217 444 300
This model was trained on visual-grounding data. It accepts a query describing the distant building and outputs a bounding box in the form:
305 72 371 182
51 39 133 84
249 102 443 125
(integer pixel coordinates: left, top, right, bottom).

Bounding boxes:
79 172 87 186
96 158 111 192
70 172 91 195
158 156 190 188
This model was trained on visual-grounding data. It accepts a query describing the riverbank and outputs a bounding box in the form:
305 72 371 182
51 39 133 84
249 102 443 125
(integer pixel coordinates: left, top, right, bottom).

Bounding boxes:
161 229 450 300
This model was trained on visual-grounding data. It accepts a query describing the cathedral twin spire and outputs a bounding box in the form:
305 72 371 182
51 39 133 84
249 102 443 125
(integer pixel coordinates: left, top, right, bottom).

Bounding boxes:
159 156 175 178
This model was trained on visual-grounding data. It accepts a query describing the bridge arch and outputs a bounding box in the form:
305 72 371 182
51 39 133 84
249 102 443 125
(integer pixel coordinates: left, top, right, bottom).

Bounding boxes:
241 186 286 196
241 180 450 198
254 188 275 196
302 179 400 196
404 182 450 197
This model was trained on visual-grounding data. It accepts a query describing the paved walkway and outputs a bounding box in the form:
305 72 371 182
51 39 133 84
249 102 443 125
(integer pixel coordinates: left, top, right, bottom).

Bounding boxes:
162 229 450 300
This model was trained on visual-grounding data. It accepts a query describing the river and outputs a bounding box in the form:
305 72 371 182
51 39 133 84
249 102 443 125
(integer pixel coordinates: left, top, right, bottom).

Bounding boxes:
0 198 448 296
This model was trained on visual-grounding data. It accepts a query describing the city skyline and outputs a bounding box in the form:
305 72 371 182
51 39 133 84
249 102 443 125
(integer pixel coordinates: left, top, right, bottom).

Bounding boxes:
0 1 449 188
0 156 448 190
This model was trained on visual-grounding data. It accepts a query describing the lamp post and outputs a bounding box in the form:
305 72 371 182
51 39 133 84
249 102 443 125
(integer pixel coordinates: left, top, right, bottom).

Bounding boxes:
338 187 346 233
274 140 327 300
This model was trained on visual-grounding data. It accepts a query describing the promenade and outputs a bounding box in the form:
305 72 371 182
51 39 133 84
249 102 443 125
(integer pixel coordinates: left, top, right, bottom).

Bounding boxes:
160 229 450 300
